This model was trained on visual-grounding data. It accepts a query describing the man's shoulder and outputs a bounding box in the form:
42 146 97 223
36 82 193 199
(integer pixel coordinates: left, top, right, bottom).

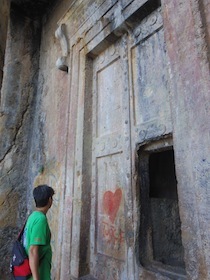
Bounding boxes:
28 211 47 224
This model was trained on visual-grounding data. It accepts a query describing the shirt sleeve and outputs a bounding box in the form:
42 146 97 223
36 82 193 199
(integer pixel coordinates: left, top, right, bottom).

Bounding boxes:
30 216 47 246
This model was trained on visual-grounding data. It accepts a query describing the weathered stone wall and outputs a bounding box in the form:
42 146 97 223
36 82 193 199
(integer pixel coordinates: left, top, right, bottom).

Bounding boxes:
162 1 210 279
0 0 210 279
38 1 210 279
0 5 42 278
0 0 10 92
37 1 169 279
31 8 71 278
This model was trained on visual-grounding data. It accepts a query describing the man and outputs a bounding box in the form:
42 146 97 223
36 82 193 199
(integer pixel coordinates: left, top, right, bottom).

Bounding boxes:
23 184 55 280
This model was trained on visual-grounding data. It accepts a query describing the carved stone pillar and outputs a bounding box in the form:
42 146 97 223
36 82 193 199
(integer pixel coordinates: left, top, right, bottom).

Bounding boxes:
162 0 210 278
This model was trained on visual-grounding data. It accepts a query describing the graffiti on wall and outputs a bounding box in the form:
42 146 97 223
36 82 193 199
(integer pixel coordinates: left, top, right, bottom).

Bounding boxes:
98 187 125 260
103 188 122 223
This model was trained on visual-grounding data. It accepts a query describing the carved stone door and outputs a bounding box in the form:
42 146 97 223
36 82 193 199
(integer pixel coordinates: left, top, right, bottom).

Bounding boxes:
86 3 177 279
90 36 133 279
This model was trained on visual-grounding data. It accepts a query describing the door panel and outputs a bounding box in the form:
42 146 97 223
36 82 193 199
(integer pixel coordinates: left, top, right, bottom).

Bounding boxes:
97 153 125 260
87 6 172 279
96 58 123 137
131 29 170 125
90 37 131 278
129 7 172 143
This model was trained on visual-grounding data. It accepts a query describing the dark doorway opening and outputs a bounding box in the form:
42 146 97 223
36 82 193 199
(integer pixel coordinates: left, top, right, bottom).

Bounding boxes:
138 140 186 277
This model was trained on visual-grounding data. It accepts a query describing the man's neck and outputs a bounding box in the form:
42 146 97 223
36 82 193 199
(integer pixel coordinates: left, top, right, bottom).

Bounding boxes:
35 207 48 214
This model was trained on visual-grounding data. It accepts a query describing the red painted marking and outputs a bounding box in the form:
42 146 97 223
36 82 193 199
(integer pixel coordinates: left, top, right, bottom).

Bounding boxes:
101 221 125 245
103 188 122 223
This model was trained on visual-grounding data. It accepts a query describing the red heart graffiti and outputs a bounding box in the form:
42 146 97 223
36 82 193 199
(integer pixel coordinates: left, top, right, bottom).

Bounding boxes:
103 188 122 223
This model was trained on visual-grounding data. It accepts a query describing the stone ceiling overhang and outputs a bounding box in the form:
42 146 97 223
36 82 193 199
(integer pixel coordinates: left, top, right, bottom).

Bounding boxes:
11 0 57 19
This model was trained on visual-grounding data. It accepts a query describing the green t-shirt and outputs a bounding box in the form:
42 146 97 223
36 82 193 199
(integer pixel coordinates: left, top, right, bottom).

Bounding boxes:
23 211 52 280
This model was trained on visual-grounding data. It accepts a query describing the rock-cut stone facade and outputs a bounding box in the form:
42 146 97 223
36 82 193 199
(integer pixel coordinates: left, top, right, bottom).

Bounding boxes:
0 0 210 279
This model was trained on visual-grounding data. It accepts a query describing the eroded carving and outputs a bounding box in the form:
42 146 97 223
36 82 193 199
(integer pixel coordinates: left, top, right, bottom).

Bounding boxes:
138 123 166 141
55 24 68 72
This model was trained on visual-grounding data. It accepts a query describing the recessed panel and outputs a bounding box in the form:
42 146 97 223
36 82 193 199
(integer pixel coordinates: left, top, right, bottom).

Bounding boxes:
96 153 125 260
96 58 123 137
131 28 170 125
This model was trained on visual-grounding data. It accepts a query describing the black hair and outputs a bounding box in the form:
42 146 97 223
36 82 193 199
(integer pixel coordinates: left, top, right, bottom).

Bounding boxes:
33 184 55 207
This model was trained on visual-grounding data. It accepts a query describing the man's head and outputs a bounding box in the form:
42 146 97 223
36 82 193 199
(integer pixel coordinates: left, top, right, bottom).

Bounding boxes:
33 185 55 208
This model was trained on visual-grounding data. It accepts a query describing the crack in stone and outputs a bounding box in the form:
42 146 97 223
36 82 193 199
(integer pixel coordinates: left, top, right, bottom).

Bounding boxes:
0 188 14 206
0 92 31 163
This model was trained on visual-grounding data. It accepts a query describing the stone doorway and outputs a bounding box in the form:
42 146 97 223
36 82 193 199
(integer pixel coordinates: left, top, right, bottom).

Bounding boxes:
138 138 186 278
